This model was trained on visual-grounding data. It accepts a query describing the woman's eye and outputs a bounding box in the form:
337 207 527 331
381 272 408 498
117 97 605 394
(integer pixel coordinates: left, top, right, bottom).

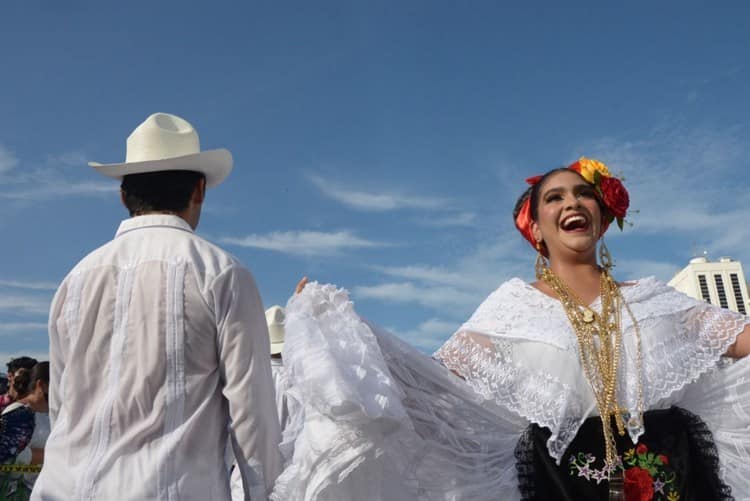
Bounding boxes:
545 194 562 202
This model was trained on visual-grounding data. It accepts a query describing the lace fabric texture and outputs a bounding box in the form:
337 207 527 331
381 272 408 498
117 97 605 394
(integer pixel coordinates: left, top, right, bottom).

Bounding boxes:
435 277 750 464
273 280 750 500
272 283 527 501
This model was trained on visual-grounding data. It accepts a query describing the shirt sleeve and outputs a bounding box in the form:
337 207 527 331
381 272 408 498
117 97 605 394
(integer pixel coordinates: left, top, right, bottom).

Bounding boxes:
212 265 282 498
47 280 70 428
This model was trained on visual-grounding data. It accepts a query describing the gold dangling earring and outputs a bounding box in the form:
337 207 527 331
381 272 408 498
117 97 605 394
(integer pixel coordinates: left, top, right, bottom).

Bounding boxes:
598 239 614 270
535 241 549 280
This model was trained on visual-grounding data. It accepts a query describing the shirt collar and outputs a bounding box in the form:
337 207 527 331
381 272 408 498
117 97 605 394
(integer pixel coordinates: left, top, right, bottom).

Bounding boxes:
115 214 195 238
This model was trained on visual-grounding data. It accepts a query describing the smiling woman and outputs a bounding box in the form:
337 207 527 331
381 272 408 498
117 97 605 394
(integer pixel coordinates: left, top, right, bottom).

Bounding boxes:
263 158 750 501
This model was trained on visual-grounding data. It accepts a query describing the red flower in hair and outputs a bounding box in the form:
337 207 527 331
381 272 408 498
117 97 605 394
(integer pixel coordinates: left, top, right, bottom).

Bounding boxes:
636 444 648 455
599 176 629 219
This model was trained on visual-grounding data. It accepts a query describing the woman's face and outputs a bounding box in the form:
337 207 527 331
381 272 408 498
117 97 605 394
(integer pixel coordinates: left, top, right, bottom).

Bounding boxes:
531 170 602 262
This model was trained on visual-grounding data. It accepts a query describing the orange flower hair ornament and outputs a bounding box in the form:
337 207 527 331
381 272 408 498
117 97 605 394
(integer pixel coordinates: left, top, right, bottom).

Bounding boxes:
514 157 630 253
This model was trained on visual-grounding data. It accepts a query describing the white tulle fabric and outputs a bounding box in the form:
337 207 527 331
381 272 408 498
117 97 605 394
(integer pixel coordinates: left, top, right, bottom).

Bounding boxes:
271 283 527 500
271 279 750 500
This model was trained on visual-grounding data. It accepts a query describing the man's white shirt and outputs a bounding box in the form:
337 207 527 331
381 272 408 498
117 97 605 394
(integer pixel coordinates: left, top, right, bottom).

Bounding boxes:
33 215 281 501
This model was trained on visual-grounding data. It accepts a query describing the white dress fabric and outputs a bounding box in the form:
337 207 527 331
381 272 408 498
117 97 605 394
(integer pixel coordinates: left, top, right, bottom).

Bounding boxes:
34 215 282 501
272 279 750 500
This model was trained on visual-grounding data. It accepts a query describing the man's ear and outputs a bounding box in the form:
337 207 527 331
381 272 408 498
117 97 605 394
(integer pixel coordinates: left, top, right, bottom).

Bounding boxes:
120 189 127 209
192 178 206 205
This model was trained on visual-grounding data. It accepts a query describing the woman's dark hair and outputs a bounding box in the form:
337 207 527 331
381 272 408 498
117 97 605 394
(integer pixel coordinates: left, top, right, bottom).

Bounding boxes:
7 356 37 374
121 170 205 216
12 368 31 398
512 167 606 224
29 362 49 390
512 167 569 224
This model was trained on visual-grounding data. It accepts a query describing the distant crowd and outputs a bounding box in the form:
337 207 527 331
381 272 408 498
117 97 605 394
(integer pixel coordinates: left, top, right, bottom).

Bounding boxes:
0 356 50 499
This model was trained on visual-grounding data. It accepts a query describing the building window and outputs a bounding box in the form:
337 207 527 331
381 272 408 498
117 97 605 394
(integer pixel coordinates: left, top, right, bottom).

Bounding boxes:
697 275 711 302
730 273 746 314
714 275 729 309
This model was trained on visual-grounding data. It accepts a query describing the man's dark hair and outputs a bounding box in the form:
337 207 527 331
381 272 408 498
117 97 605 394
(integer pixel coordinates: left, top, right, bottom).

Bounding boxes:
121 170 205 216
7 356 38 374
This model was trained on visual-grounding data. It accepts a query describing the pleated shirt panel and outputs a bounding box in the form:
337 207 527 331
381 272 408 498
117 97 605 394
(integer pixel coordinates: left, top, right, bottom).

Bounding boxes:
34 215 281 501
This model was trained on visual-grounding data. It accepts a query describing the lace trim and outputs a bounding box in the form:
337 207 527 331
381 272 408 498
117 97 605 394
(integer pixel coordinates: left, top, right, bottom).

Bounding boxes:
675 408 733 499
435 332 586 461
634 304 750 407
438 277 750 462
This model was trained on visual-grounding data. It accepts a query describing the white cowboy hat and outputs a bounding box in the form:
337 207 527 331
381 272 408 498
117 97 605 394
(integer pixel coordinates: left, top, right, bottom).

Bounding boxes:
89 112 233 188
266 305 285 355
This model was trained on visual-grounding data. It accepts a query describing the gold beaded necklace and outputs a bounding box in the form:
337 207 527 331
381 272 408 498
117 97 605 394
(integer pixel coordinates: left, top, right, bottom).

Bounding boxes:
537 264 644 500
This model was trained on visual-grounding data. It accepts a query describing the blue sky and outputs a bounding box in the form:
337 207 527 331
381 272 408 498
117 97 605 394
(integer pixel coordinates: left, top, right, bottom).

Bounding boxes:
1 1 748 361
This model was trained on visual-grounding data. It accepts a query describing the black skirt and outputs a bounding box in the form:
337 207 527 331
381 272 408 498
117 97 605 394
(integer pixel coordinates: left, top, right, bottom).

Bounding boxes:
514 407 733 501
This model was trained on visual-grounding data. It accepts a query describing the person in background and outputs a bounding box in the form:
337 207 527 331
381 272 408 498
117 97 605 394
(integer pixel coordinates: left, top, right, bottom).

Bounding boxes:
33 112 281 501
7 369 32 403
0 362 49 500
232 305 292 501
266 305 291 430
0 358 38 412
15 362 50 497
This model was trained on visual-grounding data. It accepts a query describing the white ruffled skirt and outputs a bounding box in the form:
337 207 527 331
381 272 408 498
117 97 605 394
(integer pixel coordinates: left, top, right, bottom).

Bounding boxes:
270 283 750 500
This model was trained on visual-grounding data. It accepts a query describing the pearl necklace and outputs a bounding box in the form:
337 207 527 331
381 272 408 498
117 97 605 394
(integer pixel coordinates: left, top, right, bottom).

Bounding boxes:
537 266 644 500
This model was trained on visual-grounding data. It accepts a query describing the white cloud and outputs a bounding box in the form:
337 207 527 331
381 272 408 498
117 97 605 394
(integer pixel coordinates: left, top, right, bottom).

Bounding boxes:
0 279 58 291
412 211 477 227
575 122 750 263
221 230 386 256
387 317 460 353
0 145 19 175
0 295 51 316
0 351 50 366
309 175 449 211
46 150 88 167
0 323 48 336
0 181 114 201
0 146 115 202
615 259 682 282
353 282 480 311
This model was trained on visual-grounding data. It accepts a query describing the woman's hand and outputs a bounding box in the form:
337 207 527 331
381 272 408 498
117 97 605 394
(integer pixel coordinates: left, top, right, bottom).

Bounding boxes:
295 276 308 295
725 324 750 359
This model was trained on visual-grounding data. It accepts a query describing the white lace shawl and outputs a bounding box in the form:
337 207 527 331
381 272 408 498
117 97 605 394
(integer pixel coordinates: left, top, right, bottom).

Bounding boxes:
434 276 750 464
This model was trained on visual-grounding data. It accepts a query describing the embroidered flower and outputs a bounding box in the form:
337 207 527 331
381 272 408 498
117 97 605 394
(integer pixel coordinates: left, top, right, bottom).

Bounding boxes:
571 444 679 501
625 466 655 501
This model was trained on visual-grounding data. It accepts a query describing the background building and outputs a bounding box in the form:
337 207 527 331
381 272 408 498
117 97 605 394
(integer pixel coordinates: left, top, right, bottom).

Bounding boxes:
669 257 749 314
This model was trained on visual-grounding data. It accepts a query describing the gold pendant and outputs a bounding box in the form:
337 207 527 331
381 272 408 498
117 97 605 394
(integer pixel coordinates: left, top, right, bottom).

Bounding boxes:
582 308 595 323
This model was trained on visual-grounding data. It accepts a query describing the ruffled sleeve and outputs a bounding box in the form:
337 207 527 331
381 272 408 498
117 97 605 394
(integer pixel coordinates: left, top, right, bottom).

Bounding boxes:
272 282 528 501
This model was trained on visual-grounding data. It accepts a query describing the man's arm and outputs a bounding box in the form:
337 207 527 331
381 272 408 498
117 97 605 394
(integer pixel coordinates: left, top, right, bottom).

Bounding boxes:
47 281 69 428
213 265 282 498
